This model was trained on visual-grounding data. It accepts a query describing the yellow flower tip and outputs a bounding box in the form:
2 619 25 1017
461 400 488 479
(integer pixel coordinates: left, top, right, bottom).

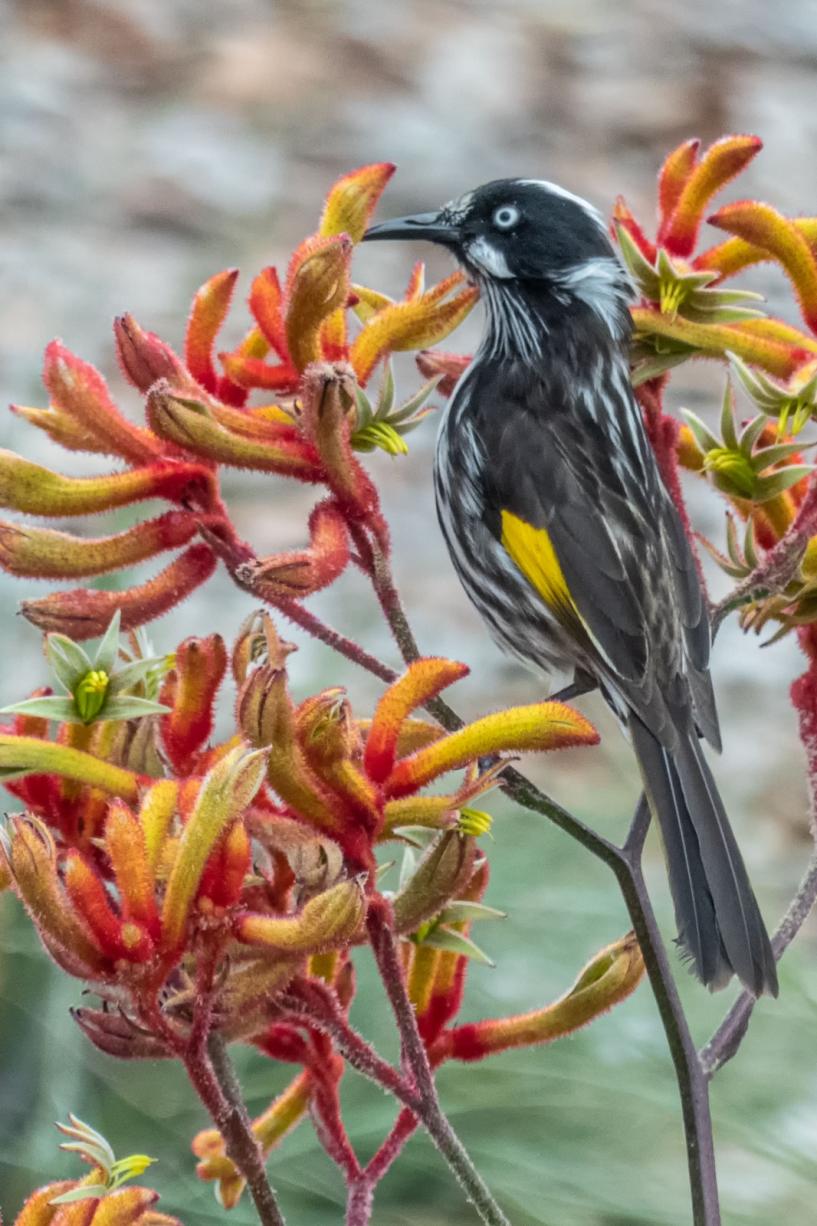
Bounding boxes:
456 807 493 838
74 668 110 723
235 877 365 954
385 702 599 798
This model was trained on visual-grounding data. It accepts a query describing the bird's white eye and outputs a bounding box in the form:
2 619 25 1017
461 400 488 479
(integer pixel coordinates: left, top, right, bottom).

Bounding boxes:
492 204 520 230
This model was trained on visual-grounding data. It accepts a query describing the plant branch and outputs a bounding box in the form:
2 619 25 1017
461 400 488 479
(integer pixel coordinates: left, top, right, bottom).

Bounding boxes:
182 1030 287 1226
700 846 817 1078
366 897 511 1226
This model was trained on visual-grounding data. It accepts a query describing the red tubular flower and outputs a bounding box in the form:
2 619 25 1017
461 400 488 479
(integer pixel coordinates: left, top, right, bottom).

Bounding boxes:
184 268 240 394
658 134 763 257
64 850 154 964
114 312 194 394
21 543 218 638
0 511 198 580
0 452 212 518
43 340 162 464
159 634 228 774
240 498 351 602
709 200 817 335
104 801 161 941
363 658 469 783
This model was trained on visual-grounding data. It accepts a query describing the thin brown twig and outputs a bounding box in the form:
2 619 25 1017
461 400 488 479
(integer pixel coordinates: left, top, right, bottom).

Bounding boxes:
366 898 511 1226
184 1031 288 1226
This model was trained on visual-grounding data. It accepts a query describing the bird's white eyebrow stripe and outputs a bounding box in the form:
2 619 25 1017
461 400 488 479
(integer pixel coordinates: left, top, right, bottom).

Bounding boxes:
517 179 606 230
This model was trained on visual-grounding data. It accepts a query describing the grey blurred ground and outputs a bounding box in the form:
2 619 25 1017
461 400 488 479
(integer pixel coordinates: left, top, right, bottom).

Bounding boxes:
2 1 817 1222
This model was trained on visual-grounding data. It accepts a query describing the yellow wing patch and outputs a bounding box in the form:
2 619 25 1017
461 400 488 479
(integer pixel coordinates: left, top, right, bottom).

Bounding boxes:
500 510 579 617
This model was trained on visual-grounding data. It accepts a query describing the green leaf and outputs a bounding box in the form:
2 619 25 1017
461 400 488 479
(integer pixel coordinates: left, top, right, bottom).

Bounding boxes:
738 414 768 455
753 441 812 471
354 386 374 430
0 695 78 722
680 409 720 453
49 1186 108 1205
93 611 121 675
45 634 91 693
57 1114 115 1166
630 351 692 385
719 381 739 450
438 900 507 925
614 224 660 297
398 845 417 891
419 925 495 966
107 656 172 696
101 696 171 722
389 376 442 424
753 465 814 501
375 362 396 419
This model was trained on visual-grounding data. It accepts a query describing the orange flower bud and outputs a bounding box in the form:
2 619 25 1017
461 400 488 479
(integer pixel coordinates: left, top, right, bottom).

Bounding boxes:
235 878 364 953
350 273 478 386
137 779 179 873
364 658 468 783
104 801 160 940
4 816 106 977
21 543 217 638
611 196 656 264
114 312 193 394
299 364 379 522
192 1071 311 1209
385 702 599 798
659 134 763 257
218 352 298 392
242 499 349 601
709 200 817 334
160 744 268 951
237 665 338 831
415 348 471 396
631 307 807 378
285 235 353 372
0 511 197 579
10 402 110 455
0 452 211 517
319 162 396 242
64 850 153 962
43 340 161 464
249 266 289 359
185 268 239 393
146 384 322 481
440 932 645 1061
159 634 227 772
14 1182 77 1224
656 137 700 224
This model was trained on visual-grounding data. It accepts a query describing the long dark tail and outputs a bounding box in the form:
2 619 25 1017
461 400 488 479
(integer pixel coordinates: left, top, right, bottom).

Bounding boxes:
630 717 778 997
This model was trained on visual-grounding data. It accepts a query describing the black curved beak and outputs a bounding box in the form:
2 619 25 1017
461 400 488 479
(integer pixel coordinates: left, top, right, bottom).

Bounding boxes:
363 211 460 245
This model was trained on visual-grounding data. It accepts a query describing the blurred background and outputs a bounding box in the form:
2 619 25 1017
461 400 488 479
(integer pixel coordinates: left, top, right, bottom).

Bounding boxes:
2 0 817 1221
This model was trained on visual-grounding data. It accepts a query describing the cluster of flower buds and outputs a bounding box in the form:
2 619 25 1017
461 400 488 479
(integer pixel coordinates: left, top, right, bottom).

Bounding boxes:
12 1115 177 1226
0 163 477 641
0 610 599 1050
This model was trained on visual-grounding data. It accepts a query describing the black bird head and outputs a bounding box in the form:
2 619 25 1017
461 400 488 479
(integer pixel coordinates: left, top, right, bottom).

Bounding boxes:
364 178 633 347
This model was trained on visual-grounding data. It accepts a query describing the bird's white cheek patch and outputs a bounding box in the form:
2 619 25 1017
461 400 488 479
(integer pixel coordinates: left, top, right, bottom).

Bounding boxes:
466 236 514 278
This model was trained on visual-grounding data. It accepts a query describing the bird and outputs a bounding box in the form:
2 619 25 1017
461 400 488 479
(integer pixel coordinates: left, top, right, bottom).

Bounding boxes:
364 178 778 996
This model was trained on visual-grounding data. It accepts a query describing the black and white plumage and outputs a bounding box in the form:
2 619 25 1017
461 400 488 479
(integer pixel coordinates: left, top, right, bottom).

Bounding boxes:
364 178 777 996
